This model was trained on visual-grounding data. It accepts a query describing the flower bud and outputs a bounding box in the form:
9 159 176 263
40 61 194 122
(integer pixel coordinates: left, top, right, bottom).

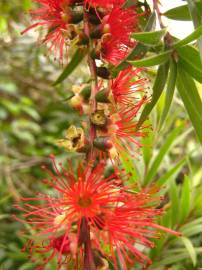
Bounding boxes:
93 137 113 152
95 88 109 103
96 67 110 79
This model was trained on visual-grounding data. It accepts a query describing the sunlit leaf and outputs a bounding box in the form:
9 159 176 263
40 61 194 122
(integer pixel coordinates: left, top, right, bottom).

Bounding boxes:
177 65 202 144
131 28 167 46
163 5 191 21
159 59 177 130
136 63 169 130
181 236 197 266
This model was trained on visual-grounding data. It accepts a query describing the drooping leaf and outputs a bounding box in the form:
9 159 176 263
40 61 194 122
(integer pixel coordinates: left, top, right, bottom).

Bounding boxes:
187 0 202 60
129 51 171 67
177 45 202 83
176 65 202 144
119 151 140 189
163 5 191 21
141 120 154 169
150 253 189 268
144 126 183 185
136 63 169 130
181 237 197 266
169 179 179 226
131 28 167 46
179 175 191 223
156 158 186 187
159 59 177 129
53 48 87 85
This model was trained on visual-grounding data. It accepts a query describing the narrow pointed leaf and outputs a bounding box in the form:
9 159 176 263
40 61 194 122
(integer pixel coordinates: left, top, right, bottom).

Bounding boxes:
169 179 179 225
174 25 202 48
177 45 202 83
176 65 202 144
141 120 154 169
136 63 169 130
131 29 167 46
144 126 183 185
53 48 87 85
129 51 170 67
119 151 140 188
150 253 189 268
159 60 177 129
181 237 197 266
156 158 186 187
187 0 202 60
163 5 191 21
179 175 191 223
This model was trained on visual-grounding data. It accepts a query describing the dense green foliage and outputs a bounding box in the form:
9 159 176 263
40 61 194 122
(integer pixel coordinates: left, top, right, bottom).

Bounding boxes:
0 0 202 269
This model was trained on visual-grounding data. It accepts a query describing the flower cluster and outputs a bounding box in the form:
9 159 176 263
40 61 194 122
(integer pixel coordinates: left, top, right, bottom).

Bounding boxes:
23 0 139 64
16 156 179 269
18 1 180 269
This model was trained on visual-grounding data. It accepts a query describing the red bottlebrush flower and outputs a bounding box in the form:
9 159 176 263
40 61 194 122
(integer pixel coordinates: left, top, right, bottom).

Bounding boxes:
15 157 125 269
101 7 137 65
15 157 180 269
110 67 148 106
106 109 147 159
102 7 138 45
22 0 74 60
102 188 180 269
84 0 125 9
101 38 130 66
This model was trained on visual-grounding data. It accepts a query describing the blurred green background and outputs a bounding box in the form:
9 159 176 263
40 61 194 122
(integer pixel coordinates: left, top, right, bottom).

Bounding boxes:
0 0 202 269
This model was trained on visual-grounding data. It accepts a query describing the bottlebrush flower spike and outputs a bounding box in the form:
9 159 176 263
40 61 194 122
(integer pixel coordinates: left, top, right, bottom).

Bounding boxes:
102 7 138 45
103 188 181 270
15 157 180 269
84 0 125 9
15 156 125 269
107 109 148 159
22 0 76 60
101 7 138 65
110 67 148 106
101 38 130 66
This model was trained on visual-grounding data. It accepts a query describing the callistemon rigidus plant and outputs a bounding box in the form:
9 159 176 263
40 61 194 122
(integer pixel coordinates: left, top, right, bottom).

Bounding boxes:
16 0 181 269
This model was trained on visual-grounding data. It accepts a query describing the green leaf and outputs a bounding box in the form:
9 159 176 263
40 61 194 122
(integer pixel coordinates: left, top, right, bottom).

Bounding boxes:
184 217 202 229
181 236 197 266
129 51 170 67
174 25 202 48
150 253 189 268
113 12 156 73
144 126 183 185
119 151 140 189
179 175 191 224
156 158 186 187
53 48 87 86
176 65 202 144
187 0 202 60
136 63 169 131
141 120 154 169
177 45 202 83
159 59 177 129
182 224 202 237
169 179 179 226
131 29 167 46
163 5 191 21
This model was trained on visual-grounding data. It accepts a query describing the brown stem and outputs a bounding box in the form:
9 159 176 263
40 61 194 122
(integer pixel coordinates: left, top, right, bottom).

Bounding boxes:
153 0 165 29
83 10 99 160
82 9 98 269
